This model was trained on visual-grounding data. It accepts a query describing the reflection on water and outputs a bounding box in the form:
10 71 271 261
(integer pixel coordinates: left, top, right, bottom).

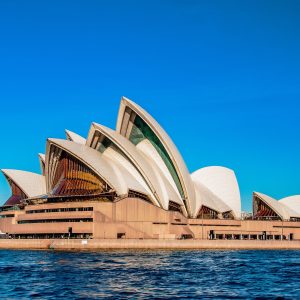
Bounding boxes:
0 249 299 299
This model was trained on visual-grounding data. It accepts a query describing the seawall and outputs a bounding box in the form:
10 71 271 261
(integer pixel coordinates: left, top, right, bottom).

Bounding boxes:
1 239 300 250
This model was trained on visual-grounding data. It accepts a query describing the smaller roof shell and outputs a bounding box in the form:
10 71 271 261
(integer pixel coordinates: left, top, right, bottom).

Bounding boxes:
46 138 154 200
254 192 300 220
1 169 46 198
193 180 232 216
279 195 300 215
191 166 241 218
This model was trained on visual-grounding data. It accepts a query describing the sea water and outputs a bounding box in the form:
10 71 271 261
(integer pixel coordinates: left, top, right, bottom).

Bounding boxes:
0 249 299 299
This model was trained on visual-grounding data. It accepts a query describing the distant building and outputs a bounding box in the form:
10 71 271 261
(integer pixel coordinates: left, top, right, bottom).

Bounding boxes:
241 211 252 220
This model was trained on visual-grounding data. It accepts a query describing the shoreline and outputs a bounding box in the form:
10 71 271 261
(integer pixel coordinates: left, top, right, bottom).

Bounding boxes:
1 239 300 250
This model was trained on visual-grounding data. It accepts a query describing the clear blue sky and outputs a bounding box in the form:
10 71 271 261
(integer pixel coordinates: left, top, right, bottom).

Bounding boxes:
0 0 299 211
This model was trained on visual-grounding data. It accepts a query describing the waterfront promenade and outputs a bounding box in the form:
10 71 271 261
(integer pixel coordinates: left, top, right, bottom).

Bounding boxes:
1 239 300 250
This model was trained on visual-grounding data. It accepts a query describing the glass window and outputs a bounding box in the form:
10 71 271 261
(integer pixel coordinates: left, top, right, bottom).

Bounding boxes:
98 137 112 153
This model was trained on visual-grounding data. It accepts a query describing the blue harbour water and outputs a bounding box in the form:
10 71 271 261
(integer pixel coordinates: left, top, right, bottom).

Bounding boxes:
0 250 299 299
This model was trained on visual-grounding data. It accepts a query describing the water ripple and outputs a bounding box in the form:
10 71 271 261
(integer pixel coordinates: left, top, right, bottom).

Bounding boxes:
0 249 299 299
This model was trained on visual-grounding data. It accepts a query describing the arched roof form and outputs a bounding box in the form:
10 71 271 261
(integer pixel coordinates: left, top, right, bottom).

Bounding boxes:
254 192 300 220
86 123 184 210
101 148 151 198
46 138 152 200
65 129 86 145
116 96 195 216
136 139 181 199
193 180 232 217
38 153 46 175
135 139 187 213
1 169 46 198
279 195 300 215
191 166 241 218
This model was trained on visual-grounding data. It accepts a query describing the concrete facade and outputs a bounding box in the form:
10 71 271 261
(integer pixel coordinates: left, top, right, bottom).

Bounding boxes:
1 197 300 243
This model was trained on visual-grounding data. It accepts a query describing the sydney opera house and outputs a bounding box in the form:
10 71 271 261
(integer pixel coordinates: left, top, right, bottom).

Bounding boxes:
1 97 300 241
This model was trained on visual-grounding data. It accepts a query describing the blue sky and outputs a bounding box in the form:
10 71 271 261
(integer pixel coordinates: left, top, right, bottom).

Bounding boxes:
0 0 299 211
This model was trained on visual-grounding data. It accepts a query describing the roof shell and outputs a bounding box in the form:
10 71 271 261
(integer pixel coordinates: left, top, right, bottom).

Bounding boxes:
136 139 181 200
101 148 151 197
191 166 241 218
1 169 46 198
65 130 86 145
46 138 153 199
279 195 300 215
116 96 195 215
193 180 232 216
254 192 300 220
86 123 184 210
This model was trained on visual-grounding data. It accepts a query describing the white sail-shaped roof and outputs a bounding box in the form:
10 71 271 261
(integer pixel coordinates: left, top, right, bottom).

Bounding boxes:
192 166 241 218
136 139 181 200
279 195 300 215
254 192 300 220
193 180 232 217
116 96 195 216
86 123 185 211
46 138 156 203
65 129 86 145
1 169 46 198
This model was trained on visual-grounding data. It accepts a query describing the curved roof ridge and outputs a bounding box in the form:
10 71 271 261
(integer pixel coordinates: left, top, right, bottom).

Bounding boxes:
46 138 152 199
254 192 300 220
101 148 151 198
38 153 45 162
116 96 195 216
65 129 86 145
86 123 184 211
136 139 181 199
279 195 300 202
137 146 186 210
38 153 46 175
1 169 46 198
279 195 300 215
